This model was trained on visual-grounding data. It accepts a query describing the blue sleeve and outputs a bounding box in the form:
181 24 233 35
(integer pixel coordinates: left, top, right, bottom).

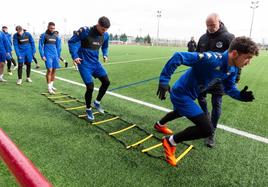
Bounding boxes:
13 34 21 57
159 52 202 85
222 70 241 100
56 36 61 58
101 33 109 57
2 34 11 53
68 27 88 60
28 33 36 54
38 34 45 58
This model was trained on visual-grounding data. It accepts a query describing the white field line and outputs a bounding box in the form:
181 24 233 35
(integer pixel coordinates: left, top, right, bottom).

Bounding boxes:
39 66 77 72
32 69 268 144
103 56 169 65
38 56 168 72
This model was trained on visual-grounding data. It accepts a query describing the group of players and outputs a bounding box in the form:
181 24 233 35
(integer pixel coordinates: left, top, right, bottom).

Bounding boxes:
0 14 259 167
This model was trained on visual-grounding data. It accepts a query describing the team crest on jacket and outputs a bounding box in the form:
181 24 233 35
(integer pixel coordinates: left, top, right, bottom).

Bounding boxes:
216 41 223 48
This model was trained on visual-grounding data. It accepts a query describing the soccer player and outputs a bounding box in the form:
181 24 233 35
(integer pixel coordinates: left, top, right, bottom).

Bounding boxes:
0 29 11 82
196 13 235 147
68 16 110 121
13 26 36 85
39 22 61 94
154 36 258 166
2 26 17 75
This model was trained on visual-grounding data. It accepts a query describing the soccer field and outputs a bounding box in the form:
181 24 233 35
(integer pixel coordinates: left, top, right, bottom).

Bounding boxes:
0 44 268 186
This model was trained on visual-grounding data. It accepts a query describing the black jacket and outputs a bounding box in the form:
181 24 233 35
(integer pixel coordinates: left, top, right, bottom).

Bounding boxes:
187 40 197 52
196 22 234 53
196 23 240 94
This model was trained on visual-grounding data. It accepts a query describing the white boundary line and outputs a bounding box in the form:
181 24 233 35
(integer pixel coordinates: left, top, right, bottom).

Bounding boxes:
32 69 268 144
103 56 169 66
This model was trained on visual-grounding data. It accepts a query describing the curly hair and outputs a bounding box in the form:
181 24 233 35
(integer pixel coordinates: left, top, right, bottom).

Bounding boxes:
228 36 259 56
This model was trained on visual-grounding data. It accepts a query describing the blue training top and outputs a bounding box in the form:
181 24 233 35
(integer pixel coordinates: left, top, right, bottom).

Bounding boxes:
68 26 109 64
159 51 241 100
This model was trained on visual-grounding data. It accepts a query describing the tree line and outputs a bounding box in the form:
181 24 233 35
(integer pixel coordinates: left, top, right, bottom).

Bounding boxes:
109 33 151 44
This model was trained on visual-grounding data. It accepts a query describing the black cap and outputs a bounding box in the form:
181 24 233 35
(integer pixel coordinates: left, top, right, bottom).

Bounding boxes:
98 16 110 28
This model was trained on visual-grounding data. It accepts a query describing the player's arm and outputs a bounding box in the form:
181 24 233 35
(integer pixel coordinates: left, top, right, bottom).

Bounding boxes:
29 33 36 55
13 34 21 58
68 27 87 63
2 34 11 54
56 36 61 59
223 70 254 102
101 33 109 62
38 34 45 61
157 52 201 100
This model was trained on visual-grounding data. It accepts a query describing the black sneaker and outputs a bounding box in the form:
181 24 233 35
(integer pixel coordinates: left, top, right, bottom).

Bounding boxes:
205 134 215 148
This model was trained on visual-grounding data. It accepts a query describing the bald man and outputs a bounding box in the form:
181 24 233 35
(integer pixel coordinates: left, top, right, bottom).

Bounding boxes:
196 13 235 148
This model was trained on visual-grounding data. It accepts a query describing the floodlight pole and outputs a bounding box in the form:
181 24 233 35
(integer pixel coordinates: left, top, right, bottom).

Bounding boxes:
157 10 162 45
249 1 259 38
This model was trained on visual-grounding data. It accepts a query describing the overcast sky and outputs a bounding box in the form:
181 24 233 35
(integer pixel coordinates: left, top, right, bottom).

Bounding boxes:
1 0 267 43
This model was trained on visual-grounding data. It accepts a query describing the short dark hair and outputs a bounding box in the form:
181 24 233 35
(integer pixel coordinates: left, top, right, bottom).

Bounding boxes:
48 22 55 27
98 16 110 28
15 25 23 32
228 36 259 56
2 26 7 29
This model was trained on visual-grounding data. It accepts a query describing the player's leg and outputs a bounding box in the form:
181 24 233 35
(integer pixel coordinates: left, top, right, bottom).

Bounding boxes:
16 55 25 85
154 111 181 135
50 57 60 91
25 62 32 82
78 63 95 120
93 63 110 113
197 91 209 115
0 54 6 82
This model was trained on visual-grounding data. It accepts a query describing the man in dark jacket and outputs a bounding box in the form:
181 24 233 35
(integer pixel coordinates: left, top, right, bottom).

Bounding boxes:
187 37 197 52
196 13 235 148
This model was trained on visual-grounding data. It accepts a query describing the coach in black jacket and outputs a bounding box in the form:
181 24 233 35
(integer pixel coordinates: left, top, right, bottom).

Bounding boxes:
196 13 236 148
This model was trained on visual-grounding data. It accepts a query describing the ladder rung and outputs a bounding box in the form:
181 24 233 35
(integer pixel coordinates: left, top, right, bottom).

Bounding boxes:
65 105 86 111
141 143 162 153
42 92 62 95
109 124 136 135
176 145 193 163
78 112 99 118
48 95 69 99
92 116 119 125
54 99 77 104
126 134 154 149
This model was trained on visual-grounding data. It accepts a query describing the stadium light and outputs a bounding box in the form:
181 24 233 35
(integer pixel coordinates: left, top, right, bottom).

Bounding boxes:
157 10 162 45
249 1 259 38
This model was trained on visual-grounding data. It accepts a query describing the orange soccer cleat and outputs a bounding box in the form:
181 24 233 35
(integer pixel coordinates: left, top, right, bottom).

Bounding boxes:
162 137 177 167
154 123 173 135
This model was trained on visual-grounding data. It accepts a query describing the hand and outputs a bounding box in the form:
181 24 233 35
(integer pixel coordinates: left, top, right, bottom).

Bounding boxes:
74 58 82 64
240 86 254 102
156 84 170 100
103 56 108 63
42 56 46 61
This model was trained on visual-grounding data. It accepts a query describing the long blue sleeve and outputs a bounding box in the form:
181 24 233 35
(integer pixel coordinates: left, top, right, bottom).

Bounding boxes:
2 34 11 53
13 34 21 57
56 36 61 58
29 33 36 54
159 52 201 85
223 70 241 100
38 34 45 58
101 33 109 57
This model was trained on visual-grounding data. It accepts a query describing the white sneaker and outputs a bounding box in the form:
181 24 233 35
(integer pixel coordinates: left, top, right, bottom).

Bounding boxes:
52 86 57 91
26 78 32 83
8 71 13 76
0 77 7 82
13 65 18 71
48 88 55 94
17 79 22 85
